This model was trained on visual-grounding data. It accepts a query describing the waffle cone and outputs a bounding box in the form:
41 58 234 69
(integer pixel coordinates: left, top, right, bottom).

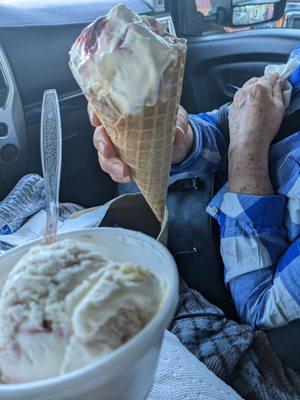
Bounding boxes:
87 51 186 221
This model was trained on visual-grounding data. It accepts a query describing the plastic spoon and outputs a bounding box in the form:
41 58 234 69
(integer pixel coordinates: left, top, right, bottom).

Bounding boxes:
40 89 62 244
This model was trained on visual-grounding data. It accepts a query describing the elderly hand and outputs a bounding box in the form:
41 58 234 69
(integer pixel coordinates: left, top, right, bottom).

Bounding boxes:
229 74 285 149
88 104 194 183
228 74 285 195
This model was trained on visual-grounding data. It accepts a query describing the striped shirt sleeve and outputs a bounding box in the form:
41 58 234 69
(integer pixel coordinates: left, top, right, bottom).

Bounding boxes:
208 192 300 329
171 110 228 175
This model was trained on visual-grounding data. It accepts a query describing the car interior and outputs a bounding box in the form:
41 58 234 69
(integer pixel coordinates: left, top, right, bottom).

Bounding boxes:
0 0 299 206
0 0 300 395
1 0 299 295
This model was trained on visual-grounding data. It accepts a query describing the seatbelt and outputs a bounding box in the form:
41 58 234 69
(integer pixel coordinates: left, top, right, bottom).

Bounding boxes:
217 102 231 145
273 109 300 143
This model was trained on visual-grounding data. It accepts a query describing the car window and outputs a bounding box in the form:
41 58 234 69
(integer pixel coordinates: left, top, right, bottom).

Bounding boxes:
196 0 300 35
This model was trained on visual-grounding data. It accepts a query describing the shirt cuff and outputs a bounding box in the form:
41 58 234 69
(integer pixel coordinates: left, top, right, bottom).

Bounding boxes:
207 190 286 227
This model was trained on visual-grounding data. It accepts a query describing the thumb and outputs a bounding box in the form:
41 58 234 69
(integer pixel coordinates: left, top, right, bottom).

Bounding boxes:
173 126 185 144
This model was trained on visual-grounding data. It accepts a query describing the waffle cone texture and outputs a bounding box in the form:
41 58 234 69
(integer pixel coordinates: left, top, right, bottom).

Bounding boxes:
87 50 186 221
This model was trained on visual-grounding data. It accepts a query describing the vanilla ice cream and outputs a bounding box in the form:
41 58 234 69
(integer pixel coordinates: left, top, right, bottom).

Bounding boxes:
69 4 186 222
0 239 161 383
69 3 186 116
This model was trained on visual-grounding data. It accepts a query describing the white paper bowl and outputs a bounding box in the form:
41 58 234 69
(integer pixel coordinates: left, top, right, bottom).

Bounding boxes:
0 228 179 400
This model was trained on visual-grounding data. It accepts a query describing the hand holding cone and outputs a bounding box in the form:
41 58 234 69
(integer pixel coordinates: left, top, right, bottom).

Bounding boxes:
70 4 187 221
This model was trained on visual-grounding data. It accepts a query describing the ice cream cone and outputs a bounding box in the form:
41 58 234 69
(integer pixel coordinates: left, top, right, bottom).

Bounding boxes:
87 50 186 221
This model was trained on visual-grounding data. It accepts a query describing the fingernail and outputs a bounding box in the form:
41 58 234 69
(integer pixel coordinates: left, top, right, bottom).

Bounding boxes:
111 162 123 176
98 140 105 153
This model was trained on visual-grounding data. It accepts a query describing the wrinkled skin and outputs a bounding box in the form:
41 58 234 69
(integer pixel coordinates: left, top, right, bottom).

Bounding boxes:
228 74 285 195
88 73 285 193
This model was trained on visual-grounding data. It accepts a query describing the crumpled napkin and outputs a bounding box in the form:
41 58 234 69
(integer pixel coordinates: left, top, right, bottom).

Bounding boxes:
148 331 243 400
265 57 300 109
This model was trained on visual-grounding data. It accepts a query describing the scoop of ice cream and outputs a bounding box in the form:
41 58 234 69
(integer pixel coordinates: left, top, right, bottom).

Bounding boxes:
69 3 186 115
0 239 161 383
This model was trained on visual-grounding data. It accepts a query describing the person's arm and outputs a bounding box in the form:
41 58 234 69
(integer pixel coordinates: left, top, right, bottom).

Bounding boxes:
216 186 300 329
90 105 194 183
89 103 229 182
209 75 300 329
171 109 228 175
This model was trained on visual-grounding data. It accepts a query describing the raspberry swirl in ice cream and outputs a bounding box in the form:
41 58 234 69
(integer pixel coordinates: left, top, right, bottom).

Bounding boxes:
0 239 161 383
69 3 186 115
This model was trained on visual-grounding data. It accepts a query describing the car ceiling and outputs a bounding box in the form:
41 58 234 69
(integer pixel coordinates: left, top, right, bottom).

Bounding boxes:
0 0 151 27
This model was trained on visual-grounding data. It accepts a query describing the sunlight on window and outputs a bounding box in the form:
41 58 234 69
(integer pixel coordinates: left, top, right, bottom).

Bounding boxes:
195 0 212 16
195 0 300 34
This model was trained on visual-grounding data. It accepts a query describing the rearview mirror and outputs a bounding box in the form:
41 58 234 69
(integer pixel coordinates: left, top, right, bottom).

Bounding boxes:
205 0 286 27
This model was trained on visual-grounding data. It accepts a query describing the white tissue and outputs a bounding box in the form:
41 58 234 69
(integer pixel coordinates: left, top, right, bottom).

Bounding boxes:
265 58 300 110
0 205 109 247
148 331 243 400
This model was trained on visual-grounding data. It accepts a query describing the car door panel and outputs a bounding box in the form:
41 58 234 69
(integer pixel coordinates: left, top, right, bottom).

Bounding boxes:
182 28 300 113
0 23 117 205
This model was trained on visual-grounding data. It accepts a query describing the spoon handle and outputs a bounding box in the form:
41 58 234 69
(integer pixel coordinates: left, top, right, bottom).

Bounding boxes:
41 89 62 244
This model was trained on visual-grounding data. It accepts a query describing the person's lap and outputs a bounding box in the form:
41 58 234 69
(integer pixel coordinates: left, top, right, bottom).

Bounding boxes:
118 180 300 374
267 319 300 373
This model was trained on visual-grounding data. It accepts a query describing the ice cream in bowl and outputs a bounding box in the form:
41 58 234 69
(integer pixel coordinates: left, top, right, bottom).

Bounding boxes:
0 228 179 400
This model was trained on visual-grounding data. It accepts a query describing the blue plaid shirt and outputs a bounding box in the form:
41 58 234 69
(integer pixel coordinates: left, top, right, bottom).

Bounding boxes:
172 46 300 330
